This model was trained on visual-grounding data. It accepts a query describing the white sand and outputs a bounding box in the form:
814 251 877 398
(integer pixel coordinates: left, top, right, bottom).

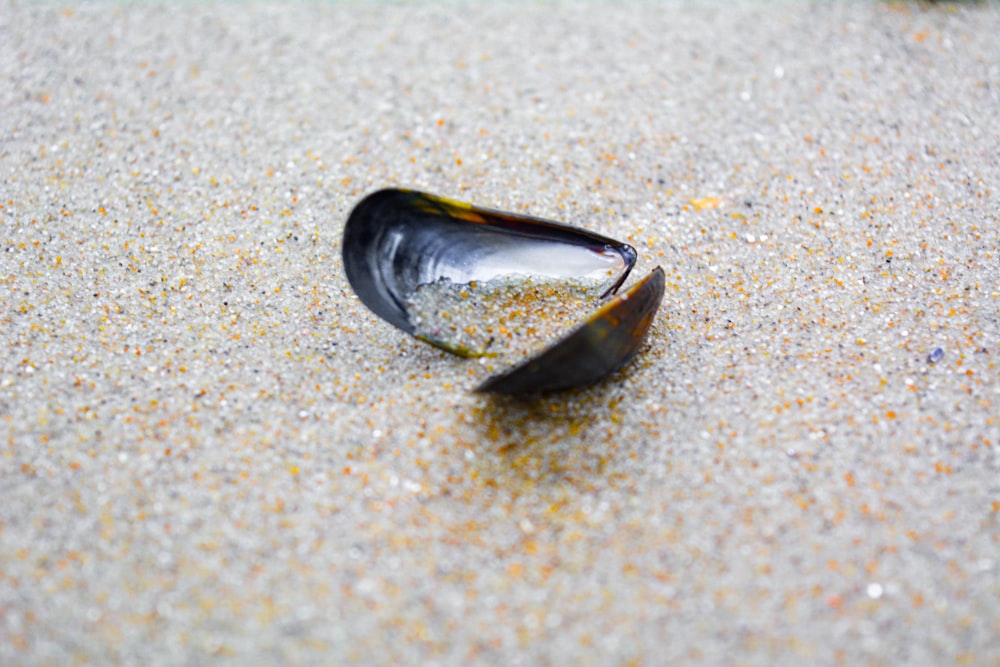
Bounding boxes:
2 2 999 665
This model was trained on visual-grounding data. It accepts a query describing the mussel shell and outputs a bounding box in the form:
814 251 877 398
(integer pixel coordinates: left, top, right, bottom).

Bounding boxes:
342 188 664 394
475 266 665 394
342 188 637 338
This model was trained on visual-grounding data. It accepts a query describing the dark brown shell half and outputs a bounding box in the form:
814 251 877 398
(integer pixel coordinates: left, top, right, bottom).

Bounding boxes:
475 266 665 394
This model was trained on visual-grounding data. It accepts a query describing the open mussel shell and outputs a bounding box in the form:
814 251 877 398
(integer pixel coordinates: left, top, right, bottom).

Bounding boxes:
342 187 663 393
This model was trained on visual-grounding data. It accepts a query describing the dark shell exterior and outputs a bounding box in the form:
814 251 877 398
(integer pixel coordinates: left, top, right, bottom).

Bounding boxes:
475 266 665 394
341 188 664 394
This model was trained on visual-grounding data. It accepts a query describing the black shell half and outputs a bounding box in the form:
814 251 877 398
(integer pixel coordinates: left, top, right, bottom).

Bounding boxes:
342 188 637 337
475 266 665 394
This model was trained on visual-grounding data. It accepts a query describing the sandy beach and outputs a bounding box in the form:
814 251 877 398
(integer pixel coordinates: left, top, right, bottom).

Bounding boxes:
2 2 999 664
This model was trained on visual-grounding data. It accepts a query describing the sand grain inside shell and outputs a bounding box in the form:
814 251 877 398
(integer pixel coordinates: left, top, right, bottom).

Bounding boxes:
406 274 607 362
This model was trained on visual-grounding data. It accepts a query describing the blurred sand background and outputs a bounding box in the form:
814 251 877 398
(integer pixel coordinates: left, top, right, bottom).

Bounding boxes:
2 2 999 665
